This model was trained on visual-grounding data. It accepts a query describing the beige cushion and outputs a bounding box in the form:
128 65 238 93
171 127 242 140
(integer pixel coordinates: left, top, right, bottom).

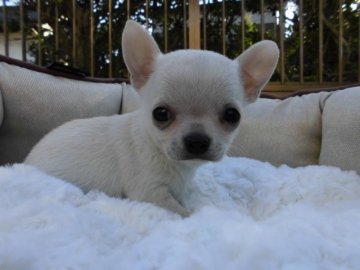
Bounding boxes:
228 92 333 167
0 62 134 165
319 86 360 174
121 83 140 114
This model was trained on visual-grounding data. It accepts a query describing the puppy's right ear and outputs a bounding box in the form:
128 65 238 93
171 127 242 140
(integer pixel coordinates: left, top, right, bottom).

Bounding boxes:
122 20 161 90
235 40 279 103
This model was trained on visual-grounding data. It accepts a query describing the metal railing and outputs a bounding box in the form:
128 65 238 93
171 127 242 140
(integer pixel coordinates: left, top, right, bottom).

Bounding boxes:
1 0 359 95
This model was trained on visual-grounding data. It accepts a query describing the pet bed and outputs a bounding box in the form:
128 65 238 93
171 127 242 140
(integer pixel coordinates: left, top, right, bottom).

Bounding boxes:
1 55 360 174
1 55 360 269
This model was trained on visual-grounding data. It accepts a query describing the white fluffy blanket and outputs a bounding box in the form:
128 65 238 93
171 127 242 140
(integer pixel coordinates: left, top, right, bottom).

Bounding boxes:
1 157 360 270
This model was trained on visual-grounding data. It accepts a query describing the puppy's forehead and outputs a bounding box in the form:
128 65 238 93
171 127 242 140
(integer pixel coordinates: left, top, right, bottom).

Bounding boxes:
156 50 237 80
150 50 244 107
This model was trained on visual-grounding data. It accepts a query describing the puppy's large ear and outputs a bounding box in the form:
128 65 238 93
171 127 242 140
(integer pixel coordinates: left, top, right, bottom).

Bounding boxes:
235 40 279 103
122 20 161 90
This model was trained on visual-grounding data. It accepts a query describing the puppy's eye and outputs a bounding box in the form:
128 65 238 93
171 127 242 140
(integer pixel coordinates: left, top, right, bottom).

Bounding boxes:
153 107 172 122
223 108 240 124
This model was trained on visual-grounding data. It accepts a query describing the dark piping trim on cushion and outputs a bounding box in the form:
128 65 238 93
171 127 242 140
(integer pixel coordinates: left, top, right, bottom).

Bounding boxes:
0 55 130 84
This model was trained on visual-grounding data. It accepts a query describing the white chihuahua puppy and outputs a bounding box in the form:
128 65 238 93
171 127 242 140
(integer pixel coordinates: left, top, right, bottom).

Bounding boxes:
25 21 279 217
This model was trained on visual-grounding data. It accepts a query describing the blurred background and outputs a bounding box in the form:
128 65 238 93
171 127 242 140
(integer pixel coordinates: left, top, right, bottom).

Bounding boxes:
0 0 359 95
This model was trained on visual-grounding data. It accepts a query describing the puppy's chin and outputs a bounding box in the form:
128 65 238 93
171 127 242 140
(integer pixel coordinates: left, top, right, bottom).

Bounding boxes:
180 154 222 162
166 150 224 163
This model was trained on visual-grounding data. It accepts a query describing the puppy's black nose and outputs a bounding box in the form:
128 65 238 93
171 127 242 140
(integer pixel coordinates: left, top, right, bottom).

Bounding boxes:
184 133 211 155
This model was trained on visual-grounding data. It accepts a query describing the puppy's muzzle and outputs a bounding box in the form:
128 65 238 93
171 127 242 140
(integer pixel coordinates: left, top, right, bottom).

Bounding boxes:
183 133 211 155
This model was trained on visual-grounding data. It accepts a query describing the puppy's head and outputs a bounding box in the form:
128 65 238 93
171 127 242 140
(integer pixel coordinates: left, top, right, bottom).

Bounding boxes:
122 21 279 162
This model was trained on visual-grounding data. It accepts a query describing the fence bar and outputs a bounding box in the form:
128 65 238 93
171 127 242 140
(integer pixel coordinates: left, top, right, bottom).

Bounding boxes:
359 11 360 82
202 0 207 50
319 0 323 83
188 0 200 49
20 0 26 61
222 0 226 55
299 0 304 83
2 0 9 56
37 0 42 65
55 2 59 61
241 0 245 52
183 0 187 48
338 0 343 83
164 0 168 52
127 0 130 20
108 0 113 78
279 0 285 83
72 0 77 66
260 0 264 40
90 0 94 76
145 0 149 29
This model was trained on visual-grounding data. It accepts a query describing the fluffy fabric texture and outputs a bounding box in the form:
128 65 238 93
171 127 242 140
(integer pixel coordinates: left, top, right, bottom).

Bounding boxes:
1 157 360 270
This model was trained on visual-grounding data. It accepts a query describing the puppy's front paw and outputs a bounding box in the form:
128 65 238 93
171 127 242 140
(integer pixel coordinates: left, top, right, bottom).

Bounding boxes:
160 200 191 218
175 206 191 218
152 194 191 218
143 187 191 218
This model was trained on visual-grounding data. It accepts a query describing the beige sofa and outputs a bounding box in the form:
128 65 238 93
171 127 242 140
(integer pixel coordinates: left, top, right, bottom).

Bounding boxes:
0 55 359 174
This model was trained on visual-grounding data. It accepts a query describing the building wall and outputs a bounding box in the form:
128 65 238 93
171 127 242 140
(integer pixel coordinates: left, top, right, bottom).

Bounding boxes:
0 32 23 59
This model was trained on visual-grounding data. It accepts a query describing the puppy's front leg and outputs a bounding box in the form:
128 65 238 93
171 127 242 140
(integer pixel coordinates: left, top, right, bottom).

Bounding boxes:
144 186 190 217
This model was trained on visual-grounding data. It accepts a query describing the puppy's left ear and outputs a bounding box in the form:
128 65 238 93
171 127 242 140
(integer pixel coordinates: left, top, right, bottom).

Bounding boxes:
235 40 279 103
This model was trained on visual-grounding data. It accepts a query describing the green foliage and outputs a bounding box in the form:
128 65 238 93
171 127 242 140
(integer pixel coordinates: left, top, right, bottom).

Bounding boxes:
21 0 359 82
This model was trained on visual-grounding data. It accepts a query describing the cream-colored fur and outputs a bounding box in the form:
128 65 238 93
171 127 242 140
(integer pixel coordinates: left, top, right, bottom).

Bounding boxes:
25 21 279 216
